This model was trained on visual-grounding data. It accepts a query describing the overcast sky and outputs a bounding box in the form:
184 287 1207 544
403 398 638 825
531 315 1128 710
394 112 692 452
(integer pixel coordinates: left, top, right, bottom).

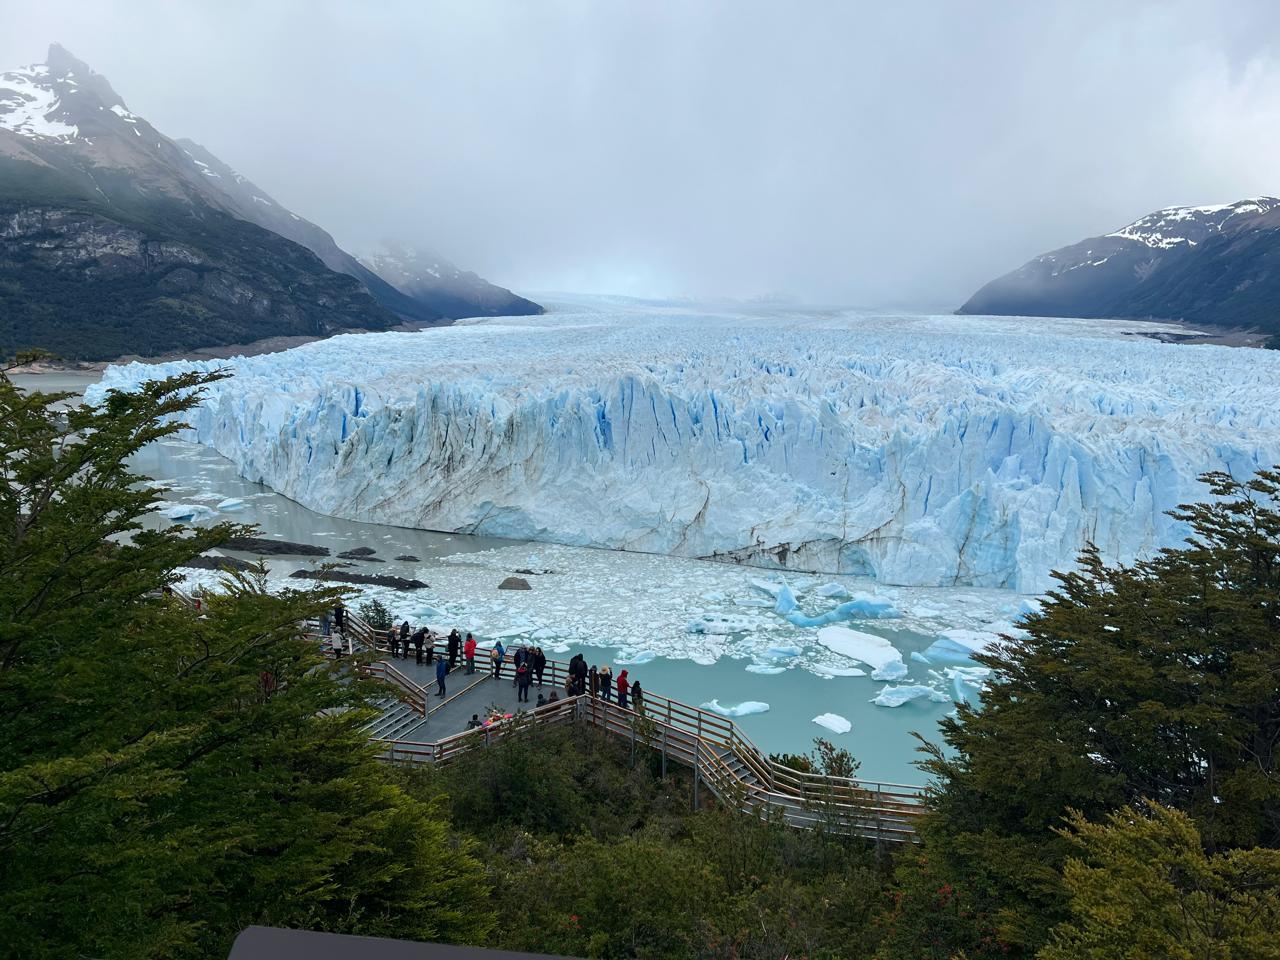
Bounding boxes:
4 0 1280 307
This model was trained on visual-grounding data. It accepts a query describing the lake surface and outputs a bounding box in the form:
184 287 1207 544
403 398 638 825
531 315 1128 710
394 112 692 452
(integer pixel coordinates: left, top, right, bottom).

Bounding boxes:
14 369 1017 784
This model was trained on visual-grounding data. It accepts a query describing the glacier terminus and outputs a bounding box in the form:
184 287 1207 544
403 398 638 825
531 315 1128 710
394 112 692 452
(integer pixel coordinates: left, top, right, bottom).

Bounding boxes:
91 301 1280 594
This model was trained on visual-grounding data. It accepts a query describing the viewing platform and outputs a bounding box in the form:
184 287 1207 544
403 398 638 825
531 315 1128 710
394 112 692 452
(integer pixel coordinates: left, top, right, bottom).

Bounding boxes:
317 612 928 844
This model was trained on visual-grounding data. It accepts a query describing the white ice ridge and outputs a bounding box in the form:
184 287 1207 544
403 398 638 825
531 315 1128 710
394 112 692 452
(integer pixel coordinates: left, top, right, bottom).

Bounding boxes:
90 304 1280 591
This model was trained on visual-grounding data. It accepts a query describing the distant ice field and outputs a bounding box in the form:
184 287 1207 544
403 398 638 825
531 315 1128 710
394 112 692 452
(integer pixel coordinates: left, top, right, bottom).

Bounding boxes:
93 303 1280 593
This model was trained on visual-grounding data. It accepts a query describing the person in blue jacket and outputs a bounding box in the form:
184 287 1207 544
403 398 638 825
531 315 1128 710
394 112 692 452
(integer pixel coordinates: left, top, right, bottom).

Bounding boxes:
435 655 448 697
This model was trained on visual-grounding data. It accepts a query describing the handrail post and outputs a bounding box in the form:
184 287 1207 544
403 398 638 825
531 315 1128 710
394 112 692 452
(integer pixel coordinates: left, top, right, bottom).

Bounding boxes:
693 738 701 810
661 724 668 778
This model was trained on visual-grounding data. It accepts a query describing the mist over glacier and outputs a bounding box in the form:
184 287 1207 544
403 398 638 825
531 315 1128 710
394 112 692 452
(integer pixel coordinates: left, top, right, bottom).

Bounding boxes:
93 302 1280 593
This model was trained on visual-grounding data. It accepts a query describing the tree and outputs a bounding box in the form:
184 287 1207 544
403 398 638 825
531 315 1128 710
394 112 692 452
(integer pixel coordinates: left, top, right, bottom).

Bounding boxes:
1041 803 1280 960
882 469 1280 958
0 371 493 958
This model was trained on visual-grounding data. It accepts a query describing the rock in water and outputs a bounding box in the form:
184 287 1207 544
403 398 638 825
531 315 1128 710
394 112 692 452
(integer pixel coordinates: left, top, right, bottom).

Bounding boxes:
223 536 329 557
337 547 377 559
498 576 532 590
288 569 427 591
395 554 420 561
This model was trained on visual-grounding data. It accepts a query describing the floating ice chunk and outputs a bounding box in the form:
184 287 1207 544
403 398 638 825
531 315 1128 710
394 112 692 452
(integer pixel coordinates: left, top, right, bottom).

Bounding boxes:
773 584 798 615
159 502 215 522
700 591 726 602
746 663 787 675
923 628 1002 663
215 497 246 511
814 582 850 599
750 579 783 598
785 593 901 628
701 699 770 717
811 712 852 734
618 650 656 664
766 644 802 658
910 651 932 665
872 684 950 707
816 626 905 676
871 660 909 681
808 663 867 678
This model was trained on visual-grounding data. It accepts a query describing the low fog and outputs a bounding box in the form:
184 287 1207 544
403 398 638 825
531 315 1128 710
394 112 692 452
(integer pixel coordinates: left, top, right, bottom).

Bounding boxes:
4 0 1280 307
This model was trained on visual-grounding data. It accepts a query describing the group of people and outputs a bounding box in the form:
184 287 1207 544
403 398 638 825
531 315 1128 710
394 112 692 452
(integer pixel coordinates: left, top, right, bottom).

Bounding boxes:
383 623 480 697
327 604 647 713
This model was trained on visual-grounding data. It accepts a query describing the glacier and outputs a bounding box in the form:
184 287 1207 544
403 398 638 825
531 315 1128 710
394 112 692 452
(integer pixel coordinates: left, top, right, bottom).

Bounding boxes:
90 303 1280 592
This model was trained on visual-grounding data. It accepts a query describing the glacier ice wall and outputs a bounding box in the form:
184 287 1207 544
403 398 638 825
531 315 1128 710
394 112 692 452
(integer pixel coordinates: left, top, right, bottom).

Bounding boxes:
90 306 1280 592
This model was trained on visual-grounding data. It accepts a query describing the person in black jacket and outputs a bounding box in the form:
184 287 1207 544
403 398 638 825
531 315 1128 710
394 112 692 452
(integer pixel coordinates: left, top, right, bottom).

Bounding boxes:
447 628 461 670
573 655 588 695
399 621 410 659
512 645 527 687
332 601 346 637
589 664 599 697
412 627 426 665
435 656 448 697
533 647 547 686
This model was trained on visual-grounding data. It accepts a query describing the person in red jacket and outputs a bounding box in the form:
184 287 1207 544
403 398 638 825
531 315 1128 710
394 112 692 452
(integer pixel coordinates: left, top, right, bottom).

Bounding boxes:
463 633 477 674
616 669 630 710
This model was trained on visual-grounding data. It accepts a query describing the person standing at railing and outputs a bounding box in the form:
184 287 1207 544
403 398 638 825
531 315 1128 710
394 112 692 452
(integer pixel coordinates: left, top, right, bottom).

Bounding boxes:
588 664 599 697
464 633 477 674
490 641 505 679
435 655 447 697
598 664 613 702
532 646 546 686
320 609 333 637
516 659 532 703
384 627 397 658
412 627 427 666
616 669 630 710
333 600 346 637
399 620 410 658
563 672 575 699
447 628 461 670
511 645 527 687
631 680 645 715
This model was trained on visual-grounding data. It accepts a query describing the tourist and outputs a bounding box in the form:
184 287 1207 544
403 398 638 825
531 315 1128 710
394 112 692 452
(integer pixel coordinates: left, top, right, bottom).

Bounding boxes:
435 655 447 697
574 655 588 695
464 633 477 673
385 627 397 658
512 645 527 686
399 620 410 654
516 660 532 702
548 691 559 703
447 628 461 670
536 693 546 708
493 640 506 679
616 669 630 710
631 680 645 715
333 601 346 637
599 664 613 702
412 627 426 665
330 632 344 659
319 609 333 637
563 673 575 698
589 664 599 697
533 646 546 686
466 714 482 730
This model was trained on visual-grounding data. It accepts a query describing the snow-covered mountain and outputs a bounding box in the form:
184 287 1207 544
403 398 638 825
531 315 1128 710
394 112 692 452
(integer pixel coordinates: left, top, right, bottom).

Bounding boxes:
89 307 1280 593
0 44 540 359
361 243 541 318
959 198 1280 332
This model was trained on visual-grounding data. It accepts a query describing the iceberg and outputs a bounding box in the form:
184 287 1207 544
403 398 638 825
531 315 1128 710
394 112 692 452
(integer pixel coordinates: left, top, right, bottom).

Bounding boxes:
816 626 905 676
91 306 1280 593
811 712 852 734
215 497 246 511
745 663 787 675
872 684 951 708
700 699 770 717
871 660 909 681
773 584 798 615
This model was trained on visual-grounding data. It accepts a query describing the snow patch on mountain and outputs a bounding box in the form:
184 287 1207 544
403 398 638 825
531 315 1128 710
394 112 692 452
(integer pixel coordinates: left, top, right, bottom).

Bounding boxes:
0 66 79 140
1106 197 1280 250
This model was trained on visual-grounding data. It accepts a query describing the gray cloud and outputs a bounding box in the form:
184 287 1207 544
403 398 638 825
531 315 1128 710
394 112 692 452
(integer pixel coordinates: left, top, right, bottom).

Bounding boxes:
4 0 1280 307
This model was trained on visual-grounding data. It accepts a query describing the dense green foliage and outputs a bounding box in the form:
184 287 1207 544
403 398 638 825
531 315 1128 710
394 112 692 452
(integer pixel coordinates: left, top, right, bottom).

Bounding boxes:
880 469 1280 958
0 372 492 957
403 724 889 959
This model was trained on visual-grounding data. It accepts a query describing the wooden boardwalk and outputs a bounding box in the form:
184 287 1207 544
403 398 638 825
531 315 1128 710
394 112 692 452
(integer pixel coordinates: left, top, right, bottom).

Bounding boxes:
320 611 929 844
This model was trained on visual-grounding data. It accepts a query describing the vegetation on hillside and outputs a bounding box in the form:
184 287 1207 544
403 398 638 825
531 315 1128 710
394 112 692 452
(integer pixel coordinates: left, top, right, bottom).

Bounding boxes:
2 365 1278 958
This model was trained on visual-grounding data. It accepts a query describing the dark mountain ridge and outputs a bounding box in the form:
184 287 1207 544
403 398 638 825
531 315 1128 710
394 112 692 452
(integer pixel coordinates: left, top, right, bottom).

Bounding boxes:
959 198 1280 333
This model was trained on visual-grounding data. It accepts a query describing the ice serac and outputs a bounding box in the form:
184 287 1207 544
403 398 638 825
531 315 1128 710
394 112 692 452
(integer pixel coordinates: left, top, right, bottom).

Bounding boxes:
90 306 1280 592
